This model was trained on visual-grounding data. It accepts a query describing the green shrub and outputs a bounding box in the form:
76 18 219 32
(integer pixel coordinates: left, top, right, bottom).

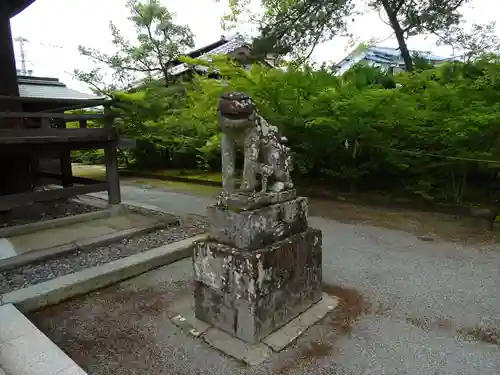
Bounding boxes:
106 56 500 204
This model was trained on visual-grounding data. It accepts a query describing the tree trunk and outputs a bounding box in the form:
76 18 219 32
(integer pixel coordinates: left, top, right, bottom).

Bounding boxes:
162 68 170 87
380 0 413 72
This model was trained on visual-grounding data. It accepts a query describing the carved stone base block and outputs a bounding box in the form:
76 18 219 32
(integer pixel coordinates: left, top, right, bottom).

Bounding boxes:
192 228 322 344
207 197 308 251
220 189 297 211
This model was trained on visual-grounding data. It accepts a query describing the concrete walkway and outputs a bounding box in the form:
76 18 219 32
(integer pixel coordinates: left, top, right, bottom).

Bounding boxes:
92 183 211 218
0 208 156 262
86 183 500 374
0 304 86 375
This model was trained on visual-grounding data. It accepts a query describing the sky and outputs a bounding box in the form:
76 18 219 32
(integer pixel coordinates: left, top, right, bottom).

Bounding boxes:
9 0 500 94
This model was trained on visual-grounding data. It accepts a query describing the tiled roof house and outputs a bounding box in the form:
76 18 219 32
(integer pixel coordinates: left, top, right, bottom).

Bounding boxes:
169 35 252 76
17 75 101 101
160 34 275 80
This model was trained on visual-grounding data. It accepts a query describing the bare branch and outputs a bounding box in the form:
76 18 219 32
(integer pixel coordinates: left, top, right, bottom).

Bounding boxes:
378 8 391 27
297 21 327 64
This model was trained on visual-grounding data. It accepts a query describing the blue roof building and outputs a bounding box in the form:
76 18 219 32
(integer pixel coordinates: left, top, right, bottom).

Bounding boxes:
336 45 451 75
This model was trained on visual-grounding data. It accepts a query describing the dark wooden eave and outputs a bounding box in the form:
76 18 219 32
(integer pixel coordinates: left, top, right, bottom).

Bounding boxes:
169 38 228 67
7 0 35 18
0 94 112 112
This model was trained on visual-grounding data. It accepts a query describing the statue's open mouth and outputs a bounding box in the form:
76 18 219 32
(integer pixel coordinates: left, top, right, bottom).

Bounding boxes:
219 92 255 121
221 112 253 121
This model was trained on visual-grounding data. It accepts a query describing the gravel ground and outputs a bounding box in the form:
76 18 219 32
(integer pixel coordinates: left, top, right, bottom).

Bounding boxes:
0 198 101 228
29 245 500 375
27 184 500 375
0 217 207 294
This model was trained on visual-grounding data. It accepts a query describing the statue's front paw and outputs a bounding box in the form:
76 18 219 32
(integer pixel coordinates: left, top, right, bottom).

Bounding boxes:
270 181 286 192
238 186 255 193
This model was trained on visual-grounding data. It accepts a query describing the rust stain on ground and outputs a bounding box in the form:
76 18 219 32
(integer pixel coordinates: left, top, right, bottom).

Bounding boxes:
300 341 332 360
272 285 367 374
110 288 168 316
32 286 172 319
437 318 453 330
458 326 500 346
405 316 453 332
30 307 165 374
323 285 368 335
406 316 429 330
28 283 195 375
272 341 333 375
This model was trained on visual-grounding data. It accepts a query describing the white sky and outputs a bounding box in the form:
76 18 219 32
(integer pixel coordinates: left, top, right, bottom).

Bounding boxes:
9 0 500 94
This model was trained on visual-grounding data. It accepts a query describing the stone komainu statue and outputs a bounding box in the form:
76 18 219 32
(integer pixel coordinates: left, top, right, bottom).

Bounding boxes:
218 92 293 194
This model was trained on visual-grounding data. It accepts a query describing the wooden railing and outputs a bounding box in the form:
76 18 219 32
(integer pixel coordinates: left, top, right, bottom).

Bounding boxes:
0 108 118 145
0 97 122 209
0 94 110 108
0 112 106 119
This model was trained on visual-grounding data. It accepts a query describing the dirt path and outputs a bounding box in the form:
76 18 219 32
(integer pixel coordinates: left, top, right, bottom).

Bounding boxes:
97 183 500 246
308 198 500 246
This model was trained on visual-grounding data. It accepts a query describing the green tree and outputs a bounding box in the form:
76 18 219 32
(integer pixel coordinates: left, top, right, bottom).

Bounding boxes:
75 0 194 94
372 0 468 71
437 21 500 61
161 55 500 203
222 0 471 71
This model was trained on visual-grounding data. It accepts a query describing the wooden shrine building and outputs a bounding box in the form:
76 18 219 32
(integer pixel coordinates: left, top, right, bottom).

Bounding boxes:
0 0 121 210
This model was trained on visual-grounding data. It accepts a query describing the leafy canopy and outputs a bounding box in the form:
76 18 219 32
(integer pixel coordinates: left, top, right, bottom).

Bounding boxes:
123 55 500 203
221 0 472 70
437 21 500 61
75 0 194 94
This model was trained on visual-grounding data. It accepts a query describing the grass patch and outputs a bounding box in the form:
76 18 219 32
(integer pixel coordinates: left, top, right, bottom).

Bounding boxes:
72 164 220 197
72 164 106 180
125 178 220 197
128 169 223 183
73 165 229 185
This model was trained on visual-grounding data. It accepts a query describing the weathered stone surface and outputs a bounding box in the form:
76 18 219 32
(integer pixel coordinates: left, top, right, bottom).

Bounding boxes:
256 114 294 193
203 328 272 366
195 95 321 346
219 189 296 211
171 311 211 338
219 91 294 194
193 228 322 344
207 197 308 250
262 293 340 351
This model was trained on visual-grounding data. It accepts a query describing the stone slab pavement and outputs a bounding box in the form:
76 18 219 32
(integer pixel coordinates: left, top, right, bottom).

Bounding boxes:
170 291 339 365
52 183 500 374
91 183 211 218
0 304 86 375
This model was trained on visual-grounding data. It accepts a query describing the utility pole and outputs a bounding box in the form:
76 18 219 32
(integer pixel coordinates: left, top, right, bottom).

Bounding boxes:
14 36 29 75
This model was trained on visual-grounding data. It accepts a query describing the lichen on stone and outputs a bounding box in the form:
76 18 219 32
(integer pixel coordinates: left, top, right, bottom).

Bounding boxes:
218 91 294 197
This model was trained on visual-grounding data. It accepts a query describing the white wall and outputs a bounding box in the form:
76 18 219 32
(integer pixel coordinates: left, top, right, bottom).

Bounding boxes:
336 52 366 75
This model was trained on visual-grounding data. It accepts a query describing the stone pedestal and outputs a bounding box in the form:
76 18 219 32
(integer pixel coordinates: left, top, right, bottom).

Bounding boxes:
192 190 323 344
